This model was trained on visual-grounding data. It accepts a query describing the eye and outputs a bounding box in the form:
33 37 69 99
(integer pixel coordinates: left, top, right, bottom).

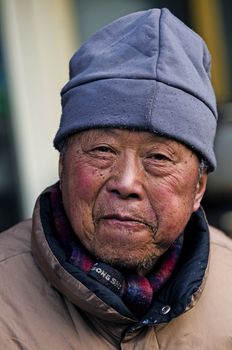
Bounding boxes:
148 153 171 162
91 145 114 153
83 143 116 169
144 152 174 175
86 144 117 160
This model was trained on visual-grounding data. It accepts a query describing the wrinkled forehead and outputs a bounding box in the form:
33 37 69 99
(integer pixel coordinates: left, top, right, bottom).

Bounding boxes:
63 128 197 156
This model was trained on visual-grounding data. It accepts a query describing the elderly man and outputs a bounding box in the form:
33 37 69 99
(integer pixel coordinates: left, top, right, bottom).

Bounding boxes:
0 8 232 350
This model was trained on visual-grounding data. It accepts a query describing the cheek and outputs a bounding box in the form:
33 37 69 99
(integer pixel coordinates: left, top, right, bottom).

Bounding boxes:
61 162 109 236
65 165 102 205
61 170 93 246
148 178 196 238
74 167 99 203
157 172 197 207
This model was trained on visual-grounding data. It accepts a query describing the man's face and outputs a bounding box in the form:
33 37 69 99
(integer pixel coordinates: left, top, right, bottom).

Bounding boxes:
59 129 207 275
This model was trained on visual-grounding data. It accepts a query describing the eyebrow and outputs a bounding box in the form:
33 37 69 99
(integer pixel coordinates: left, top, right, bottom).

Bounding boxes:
143 133 174 145
84 128 179 148
91 129 178 147
98 128 121 136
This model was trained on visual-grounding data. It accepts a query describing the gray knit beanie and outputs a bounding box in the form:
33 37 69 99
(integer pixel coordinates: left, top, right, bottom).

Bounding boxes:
54 8 218 171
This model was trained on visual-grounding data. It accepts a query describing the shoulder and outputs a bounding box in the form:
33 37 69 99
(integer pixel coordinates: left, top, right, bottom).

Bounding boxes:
209 225 232 255
207 225 232 285
0 219 32 262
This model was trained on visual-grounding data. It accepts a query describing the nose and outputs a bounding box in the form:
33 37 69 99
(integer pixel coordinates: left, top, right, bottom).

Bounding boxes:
106 154 144 200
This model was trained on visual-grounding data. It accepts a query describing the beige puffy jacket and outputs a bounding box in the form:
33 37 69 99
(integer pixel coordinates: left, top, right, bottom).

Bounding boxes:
0 190 232 349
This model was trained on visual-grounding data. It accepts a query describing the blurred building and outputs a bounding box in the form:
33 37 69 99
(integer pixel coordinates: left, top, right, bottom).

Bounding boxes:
0 0 232 236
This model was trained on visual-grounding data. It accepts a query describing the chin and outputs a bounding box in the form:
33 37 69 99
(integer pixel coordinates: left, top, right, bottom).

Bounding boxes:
94 248 160 275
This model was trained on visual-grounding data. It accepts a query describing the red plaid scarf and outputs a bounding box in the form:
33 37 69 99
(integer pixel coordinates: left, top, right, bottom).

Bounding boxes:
50 183 183 318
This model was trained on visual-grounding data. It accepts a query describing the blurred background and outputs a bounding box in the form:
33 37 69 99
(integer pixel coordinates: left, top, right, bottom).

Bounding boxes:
0 0 232 236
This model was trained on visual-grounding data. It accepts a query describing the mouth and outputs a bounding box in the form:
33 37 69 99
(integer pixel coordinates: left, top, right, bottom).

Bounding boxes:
97 214 155 231
101 214 143 222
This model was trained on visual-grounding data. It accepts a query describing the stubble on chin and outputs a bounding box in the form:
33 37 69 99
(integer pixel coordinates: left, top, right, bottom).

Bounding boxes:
89 234 173 276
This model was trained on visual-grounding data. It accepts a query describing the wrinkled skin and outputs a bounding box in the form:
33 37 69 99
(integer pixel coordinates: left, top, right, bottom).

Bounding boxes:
59 129 207 275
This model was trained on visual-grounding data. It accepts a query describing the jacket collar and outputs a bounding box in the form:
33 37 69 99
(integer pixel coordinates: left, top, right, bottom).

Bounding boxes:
31 186 210 333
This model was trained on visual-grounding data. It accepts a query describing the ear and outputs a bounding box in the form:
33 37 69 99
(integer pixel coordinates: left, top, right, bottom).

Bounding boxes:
193 173 208 212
